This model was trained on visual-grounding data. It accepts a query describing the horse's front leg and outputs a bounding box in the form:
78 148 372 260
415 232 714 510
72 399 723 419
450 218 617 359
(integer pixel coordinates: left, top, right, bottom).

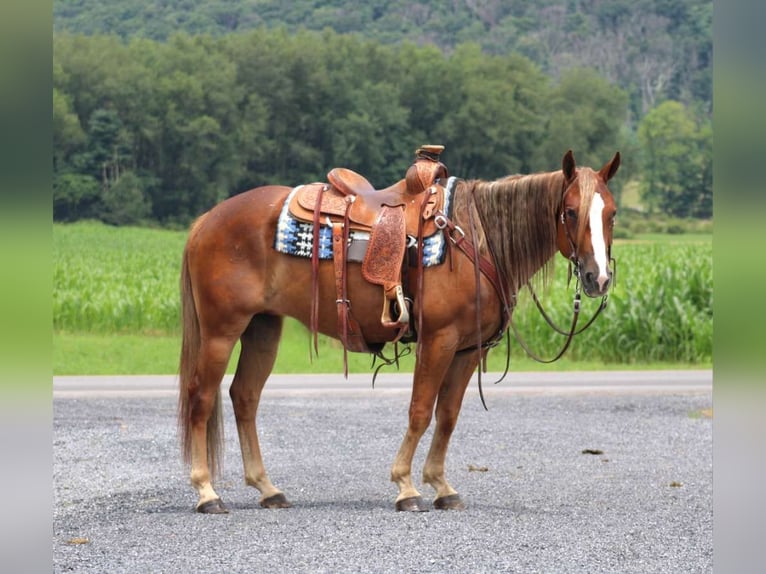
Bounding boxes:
390 337 456 512
422 348 482 510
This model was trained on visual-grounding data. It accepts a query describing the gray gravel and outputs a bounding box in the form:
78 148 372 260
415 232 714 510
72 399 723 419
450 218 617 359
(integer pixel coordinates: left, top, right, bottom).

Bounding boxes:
53 373 712 573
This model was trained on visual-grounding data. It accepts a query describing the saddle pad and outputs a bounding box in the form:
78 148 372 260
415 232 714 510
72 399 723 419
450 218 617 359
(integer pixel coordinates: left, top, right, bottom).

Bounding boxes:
274 185 455 267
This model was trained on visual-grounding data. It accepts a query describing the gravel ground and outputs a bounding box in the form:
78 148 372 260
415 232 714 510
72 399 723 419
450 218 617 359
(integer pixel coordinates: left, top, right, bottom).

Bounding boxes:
53 375 712 573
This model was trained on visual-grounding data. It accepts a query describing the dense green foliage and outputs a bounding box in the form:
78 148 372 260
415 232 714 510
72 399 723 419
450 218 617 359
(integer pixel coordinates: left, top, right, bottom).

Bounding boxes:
638 101 712 218
53 30 632 225
52 1 712 227
53 0 712 119
53 222 712 368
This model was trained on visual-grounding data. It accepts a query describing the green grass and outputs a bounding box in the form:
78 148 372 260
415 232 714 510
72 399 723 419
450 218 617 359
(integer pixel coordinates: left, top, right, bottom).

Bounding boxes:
54 221 185 334
628 233 712 243
53 221 713 375
55 332 185 375
53 327 708 376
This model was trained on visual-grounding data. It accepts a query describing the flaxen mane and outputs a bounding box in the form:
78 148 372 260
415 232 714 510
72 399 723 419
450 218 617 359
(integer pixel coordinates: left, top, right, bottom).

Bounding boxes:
453 169 596 297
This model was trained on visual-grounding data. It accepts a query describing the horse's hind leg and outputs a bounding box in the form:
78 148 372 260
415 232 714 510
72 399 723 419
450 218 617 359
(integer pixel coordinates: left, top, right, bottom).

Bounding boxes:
422 348 482 510
187 335 239 514
229 314 291 509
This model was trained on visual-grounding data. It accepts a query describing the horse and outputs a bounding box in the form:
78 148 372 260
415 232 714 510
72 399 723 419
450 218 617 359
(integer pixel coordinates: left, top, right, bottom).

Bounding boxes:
177 149 620 513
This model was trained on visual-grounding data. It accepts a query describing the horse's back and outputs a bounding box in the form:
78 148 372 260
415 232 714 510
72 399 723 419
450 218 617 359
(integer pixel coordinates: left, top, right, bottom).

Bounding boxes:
195 184 289 229
184 185 293 324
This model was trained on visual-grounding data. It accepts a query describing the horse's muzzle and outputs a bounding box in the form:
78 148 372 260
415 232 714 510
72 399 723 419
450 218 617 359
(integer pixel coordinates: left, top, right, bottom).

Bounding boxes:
581 268 612 297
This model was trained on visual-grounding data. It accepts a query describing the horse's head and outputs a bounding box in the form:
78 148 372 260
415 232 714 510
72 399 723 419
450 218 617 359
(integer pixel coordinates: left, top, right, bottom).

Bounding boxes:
556 150 620 298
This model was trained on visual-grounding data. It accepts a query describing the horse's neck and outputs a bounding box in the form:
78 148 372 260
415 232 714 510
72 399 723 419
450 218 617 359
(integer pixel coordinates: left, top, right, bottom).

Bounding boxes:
466 172 563 296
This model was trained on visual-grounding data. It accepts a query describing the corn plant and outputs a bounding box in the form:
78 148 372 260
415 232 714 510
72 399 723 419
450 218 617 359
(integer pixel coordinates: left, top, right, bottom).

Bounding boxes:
54 223 712 364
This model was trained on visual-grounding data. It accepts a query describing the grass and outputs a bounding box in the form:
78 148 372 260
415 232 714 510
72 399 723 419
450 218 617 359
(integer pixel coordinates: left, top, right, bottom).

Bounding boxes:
628 233 712 243
54 320 710 376
53 221 713 375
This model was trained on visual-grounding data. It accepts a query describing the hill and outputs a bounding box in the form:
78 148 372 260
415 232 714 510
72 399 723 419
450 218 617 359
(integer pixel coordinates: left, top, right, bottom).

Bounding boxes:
53 0 711 122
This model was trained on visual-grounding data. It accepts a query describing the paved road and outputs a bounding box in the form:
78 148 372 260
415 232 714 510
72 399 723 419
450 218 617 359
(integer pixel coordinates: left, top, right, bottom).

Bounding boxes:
53 370 711 396
53 371 712 573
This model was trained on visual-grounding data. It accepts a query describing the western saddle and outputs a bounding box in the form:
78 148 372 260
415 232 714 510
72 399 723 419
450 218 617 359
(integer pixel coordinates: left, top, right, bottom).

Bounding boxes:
286 145 449 356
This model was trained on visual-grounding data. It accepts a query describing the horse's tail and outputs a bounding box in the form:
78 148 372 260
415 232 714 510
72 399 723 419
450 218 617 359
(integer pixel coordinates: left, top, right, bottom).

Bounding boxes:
177 215 224 477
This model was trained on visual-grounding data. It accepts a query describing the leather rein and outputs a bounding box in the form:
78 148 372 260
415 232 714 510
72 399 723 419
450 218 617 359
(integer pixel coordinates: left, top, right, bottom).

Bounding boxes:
510 271 609 364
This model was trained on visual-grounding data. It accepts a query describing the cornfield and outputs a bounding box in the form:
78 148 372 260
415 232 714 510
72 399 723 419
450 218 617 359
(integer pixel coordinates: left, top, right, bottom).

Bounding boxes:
508 242 712 364
53 222 186 334
53 222 712 365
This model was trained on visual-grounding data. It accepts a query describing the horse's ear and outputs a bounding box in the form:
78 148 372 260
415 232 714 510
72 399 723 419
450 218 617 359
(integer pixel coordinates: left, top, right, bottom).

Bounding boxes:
562 150 576 182
599 152 621 182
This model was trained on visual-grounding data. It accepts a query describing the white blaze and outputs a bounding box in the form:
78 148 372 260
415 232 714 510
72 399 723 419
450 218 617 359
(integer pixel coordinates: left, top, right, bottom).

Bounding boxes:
589 191 609 288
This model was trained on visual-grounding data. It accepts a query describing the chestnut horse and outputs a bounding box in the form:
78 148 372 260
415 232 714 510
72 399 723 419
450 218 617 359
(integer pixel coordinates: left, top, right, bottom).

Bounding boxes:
178 150 620 513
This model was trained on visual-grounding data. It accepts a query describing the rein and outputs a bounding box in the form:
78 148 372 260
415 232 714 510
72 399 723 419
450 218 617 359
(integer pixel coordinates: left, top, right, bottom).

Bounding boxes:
510 277 608 364
433 209 512 347
526 274 608 337
432 178 513 410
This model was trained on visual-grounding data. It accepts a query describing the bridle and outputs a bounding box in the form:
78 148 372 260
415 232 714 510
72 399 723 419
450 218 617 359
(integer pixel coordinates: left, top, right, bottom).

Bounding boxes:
507 175 612 364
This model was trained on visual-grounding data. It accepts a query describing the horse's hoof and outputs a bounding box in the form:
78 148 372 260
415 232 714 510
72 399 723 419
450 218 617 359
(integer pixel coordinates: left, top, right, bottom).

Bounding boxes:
395 496 430 512
433 494 465 510
260 493 292 509
196 498 229 514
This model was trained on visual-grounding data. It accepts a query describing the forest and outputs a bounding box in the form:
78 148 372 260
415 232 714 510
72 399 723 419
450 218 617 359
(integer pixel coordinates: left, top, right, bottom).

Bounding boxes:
52 0 712 227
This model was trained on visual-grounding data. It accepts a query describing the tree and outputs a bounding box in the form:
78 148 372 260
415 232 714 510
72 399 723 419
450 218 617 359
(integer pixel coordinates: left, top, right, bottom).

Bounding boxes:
100 171 153 225
53 87 86 172
81 108 134 188
52 25 661 226
539 67 628 181
692 116 712 218
54 0 713 129
438 44 550 177
146 33 247 222
637 100 711 218
53 173 101 221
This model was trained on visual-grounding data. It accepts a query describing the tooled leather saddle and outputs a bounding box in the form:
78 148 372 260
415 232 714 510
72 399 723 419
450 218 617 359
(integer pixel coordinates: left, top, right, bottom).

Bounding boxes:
286 145 449 357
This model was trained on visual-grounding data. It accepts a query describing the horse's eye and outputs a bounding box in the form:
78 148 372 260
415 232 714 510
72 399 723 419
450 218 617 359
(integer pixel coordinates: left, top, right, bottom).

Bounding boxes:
566 208 577 220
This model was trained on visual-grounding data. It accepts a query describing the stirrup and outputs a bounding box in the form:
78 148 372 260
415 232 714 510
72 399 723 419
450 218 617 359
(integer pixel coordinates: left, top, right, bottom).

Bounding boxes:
381 285 409 328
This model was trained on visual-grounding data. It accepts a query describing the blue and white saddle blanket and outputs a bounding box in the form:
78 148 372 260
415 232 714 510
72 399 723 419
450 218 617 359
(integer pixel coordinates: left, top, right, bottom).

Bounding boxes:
273 177 456 267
